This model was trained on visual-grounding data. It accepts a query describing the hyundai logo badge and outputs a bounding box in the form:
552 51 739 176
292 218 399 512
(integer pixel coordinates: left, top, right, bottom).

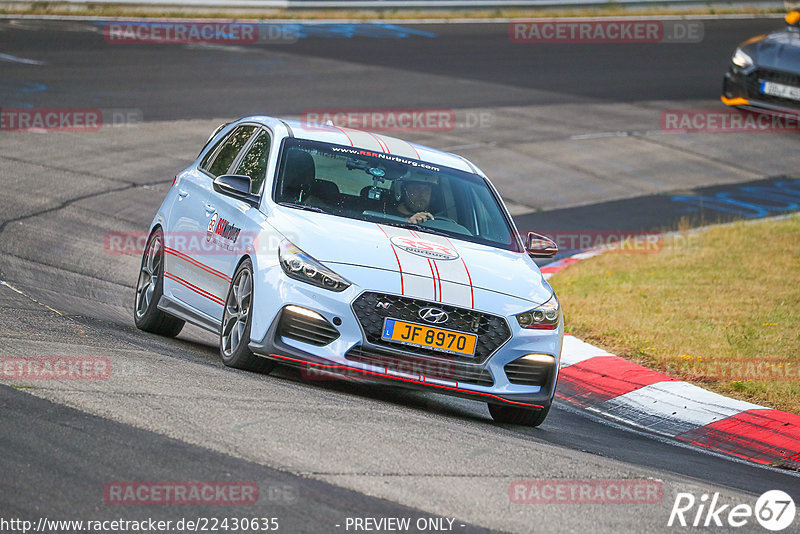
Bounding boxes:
419 307 448 324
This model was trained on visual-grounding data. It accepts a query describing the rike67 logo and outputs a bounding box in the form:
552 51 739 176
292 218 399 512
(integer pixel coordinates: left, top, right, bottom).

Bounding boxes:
668 490 796 531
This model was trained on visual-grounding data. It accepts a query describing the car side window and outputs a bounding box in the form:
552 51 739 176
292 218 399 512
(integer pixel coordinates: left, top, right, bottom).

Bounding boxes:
233 130 271 194
200 138 223 171
205 125 257 177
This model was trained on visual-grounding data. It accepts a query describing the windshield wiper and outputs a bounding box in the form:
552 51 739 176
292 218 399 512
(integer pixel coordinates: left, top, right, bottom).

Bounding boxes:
384 221 451 238
278 202 328 214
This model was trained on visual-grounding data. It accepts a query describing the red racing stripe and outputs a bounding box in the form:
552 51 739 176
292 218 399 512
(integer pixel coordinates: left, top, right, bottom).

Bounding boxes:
460 258 474 308
164 246 231 282
268 352 544 409
367 132 390 153
376 224 404 294
164 271 225 305
405 141 421 159
332 125 354 146
432 260 443 302
675 409 800 467
556 356 677 408
426 259 437 300
411 229 440 301
443 237 474 308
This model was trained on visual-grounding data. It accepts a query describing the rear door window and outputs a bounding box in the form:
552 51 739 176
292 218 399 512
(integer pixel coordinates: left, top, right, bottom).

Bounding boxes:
203 125 257 177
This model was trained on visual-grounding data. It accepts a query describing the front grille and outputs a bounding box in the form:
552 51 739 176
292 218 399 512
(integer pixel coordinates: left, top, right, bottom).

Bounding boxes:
746 68 800 108
345 345 494 387
277 307 340 346
505 357 554 387
351 292 511 363
758 68 800 87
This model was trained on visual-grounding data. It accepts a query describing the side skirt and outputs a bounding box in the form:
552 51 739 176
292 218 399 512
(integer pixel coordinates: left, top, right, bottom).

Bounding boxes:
158 295 221 334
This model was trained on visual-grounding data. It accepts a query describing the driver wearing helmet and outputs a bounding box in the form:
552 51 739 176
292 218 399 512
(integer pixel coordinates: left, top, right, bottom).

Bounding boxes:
392 171 439 224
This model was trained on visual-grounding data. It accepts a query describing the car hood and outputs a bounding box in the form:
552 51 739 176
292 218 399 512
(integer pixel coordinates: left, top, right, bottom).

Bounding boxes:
270 207 552 306
743 30 800 72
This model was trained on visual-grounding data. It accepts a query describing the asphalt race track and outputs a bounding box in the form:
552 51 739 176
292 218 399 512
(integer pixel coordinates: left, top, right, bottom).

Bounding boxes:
0 18 781 117
1 16 799 533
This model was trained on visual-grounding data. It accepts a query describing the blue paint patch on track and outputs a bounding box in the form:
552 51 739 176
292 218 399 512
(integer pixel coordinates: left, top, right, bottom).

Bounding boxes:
93 21 436 39
671 179 800 219
282 23 436 39
0 79 48 108
517 176 800 267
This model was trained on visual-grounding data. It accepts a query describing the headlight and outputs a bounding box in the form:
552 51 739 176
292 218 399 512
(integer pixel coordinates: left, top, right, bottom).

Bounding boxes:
516 294 560 330
279 239 350 292
731 48 753 69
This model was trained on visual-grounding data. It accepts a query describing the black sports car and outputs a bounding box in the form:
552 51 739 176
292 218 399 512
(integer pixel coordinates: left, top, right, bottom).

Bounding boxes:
722 11 800 113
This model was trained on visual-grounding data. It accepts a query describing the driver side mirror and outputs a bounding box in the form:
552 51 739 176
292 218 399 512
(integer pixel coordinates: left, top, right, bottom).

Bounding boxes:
213 174 259 207
525 232 558 258
786 11 800 26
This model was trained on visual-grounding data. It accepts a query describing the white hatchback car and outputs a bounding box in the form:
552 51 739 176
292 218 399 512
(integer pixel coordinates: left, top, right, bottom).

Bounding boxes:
135 116 562 426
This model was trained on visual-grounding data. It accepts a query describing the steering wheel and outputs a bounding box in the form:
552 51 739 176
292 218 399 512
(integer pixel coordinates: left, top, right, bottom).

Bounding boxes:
426 215 456 224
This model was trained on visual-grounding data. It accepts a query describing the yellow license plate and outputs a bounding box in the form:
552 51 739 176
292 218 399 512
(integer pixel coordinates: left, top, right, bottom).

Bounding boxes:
381 318 477 356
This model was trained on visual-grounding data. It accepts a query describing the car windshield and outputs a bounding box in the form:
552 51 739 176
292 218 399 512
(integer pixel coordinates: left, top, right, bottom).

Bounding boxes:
273 138 521 252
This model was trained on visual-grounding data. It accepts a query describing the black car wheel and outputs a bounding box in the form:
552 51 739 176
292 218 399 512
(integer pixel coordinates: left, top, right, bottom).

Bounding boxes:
220 258 275 373
488 402 550 427
134 228 185 337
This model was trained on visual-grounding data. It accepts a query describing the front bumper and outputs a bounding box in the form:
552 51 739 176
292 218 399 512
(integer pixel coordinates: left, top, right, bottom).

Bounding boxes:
248 273 562 409
722 65 800 114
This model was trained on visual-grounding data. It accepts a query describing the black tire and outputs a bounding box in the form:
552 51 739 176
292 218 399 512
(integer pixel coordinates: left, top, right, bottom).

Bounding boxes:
220 258 275 373
134 228 185 337
488 402 550 427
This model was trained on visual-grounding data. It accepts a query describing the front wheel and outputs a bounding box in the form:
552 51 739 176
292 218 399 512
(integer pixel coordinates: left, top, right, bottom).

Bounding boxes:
488 402 550 427
134 228 184 337
220 258 274 373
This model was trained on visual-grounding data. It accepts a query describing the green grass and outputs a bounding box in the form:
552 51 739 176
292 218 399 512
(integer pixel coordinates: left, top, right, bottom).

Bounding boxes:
551 215 800 414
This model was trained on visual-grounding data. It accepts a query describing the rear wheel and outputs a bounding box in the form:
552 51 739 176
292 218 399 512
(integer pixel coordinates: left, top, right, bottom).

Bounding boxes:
220 259 274 373
488 402 550 427
134 228 184 337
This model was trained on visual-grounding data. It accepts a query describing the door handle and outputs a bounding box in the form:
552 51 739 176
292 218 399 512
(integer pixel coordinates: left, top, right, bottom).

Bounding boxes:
178 189 189 198
204 203 215 213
